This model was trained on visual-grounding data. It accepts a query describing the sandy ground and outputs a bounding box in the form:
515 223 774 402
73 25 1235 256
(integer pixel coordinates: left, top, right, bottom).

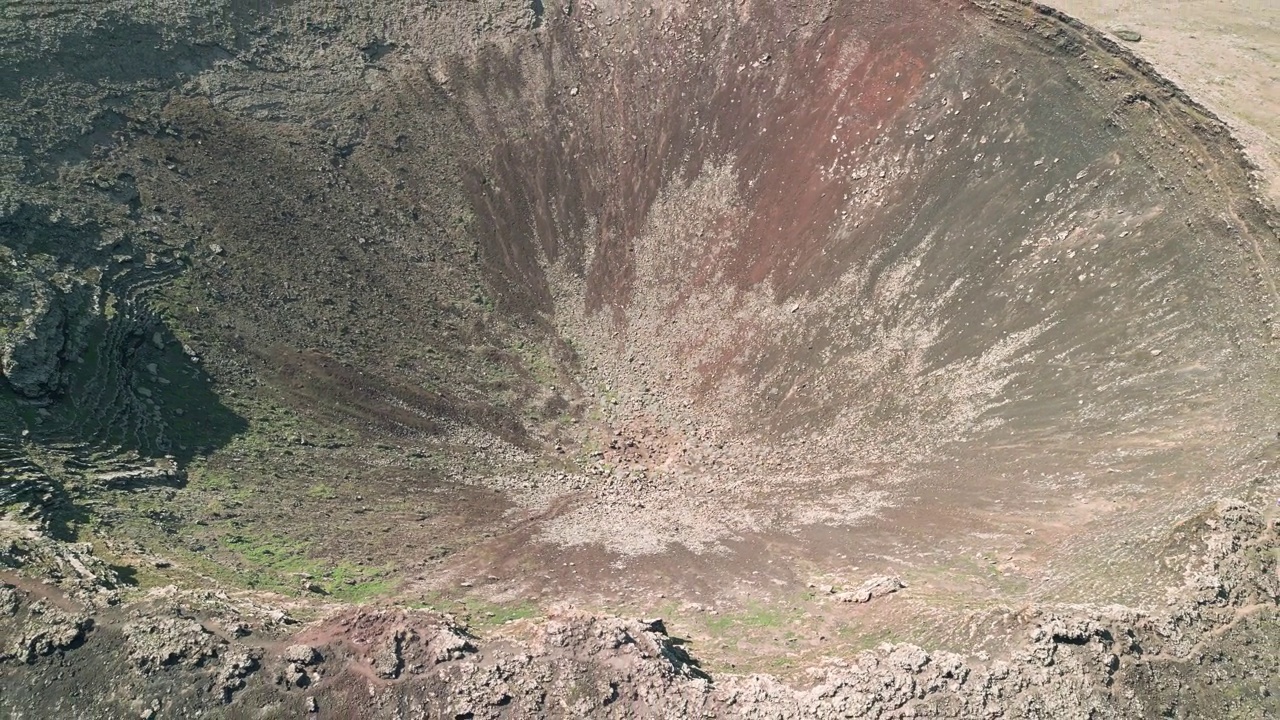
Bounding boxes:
1047 0 1280 205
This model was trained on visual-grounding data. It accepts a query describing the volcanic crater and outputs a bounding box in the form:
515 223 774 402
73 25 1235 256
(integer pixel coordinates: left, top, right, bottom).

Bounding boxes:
1 0 1278 717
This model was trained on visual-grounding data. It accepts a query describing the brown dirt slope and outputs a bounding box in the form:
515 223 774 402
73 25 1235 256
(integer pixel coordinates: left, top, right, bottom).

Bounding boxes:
1046 0 1280 205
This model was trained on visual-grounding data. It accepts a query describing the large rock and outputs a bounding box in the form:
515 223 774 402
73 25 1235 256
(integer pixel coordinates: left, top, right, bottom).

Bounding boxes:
1 283 68 398
836 575 906 603
283 643 320 666
0 271 93 400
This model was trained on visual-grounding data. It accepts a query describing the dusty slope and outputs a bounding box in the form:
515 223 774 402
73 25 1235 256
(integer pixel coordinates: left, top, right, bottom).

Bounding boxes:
0 0 1278 717
1047 0 1280 205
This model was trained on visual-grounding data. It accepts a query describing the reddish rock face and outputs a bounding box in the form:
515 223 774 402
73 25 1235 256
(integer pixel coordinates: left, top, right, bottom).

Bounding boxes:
465 0 967 315
436 0 1278 569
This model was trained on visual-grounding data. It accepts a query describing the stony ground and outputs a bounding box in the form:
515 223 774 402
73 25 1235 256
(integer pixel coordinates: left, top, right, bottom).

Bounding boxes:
1 0 1278 717
3 498 1278 717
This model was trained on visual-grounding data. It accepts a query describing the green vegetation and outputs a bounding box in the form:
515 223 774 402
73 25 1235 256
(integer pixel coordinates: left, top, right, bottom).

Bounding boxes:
306 482 338 500
462 599 542 627
701 600 798 637
218 530 396 601
407 592 543 631
511 339 559 387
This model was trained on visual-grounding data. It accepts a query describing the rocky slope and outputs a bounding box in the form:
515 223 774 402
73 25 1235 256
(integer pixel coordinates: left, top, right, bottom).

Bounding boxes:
1 0 1277 716
1 498 1278 717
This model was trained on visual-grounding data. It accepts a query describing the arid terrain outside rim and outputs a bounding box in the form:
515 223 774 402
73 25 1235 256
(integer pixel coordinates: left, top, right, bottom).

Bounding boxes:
1 0 1278 717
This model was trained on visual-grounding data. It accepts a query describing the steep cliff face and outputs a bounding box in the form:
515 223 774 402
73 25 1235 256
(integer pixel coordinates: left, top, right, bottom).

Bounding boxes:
0 0 1277 716
0 263 99 399
2 280 68 398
